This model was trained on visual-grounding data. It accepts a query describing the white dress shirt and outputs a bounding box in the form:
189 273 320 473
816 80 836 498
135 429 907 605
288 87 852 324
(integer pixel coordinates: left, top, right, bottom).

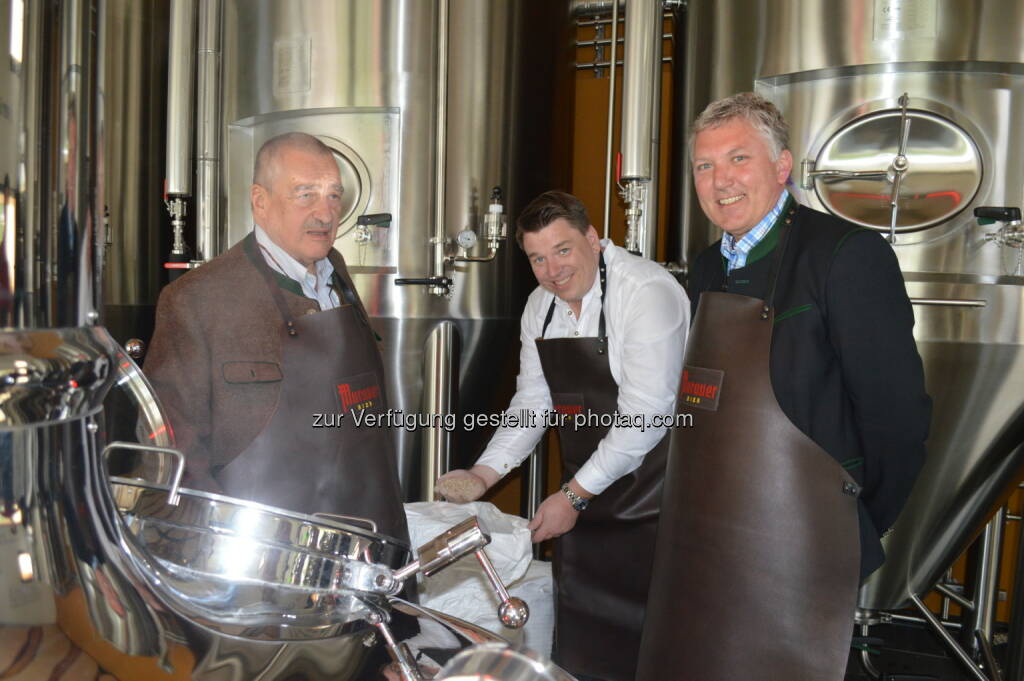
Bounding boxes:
253 225 340 310
475 240 690 496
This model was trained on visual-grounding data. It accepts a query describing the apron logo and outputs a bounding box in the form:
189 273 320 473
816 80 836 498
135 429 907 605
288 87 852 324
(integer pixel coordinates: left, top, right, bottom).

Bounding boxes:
679 366 725 412
336 372 382 414
551 392 585 416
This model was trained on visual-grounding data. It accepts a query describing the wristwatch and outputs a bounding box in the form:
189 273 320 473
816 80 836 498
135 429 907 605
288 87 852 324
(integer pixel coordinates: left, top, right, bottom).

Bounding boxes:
560 483 589 511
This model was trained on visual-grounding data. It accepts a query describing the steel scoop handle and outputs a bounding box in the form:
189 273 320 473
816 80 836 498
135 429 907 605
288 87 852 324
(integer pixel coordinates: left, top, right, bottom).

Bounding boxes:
388 516 530 629
474 547 530 629
102 441 185 505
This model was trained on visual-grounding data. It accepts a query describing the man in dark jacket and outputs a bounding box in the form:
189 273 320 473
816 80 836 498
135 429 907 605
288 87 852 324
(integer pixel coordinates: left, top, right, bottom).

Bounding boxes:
637 92 930 681
145 132 409 544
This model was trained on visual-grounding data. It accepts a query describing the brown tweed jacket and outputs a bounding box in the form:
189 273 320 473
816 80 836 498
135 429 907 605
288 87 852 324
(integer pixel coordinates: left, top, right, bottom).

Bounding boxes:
144 233 375 491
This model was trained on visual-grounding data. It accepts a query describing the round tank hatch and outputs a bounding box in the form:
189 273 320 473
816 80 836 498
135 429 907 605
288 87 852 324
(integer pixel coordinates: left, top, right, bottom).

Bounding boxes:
807 109 982 233
317 135 372 239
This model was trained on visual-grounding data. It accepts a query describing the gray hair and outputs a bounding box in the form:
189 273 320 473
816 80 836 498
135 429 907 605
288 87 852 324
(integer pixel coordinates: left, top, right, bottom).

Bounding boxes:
688 92 790 161
253 132 336 187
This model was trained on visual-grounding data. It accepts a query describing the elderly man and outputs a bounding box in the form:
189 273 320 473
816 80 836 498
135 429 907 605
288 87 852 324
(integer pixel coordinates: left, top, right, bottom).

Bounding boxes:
145 132 408 543
637 93 930 681
437 191 689 681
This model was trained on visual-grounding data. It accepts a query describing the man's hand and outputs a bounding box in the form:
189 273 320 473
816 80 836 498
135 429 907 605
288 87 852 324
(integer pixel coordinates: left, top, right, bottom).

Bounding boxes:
435 465 500 503
527 492 576 543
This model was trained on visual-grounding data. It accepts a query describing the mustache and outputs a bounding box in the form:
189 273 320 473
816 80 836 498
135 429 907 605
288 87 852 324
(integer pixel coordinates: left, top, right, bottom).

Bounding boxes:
304 220 335 230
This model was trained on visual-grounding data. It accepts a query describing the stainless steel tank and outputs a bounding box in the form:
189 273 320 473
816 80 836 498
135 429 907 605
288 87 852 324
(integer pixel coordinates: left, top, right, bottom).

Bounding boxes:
0 0 108 626
101 0 171 350
677 0 1024 638
185 0 574 498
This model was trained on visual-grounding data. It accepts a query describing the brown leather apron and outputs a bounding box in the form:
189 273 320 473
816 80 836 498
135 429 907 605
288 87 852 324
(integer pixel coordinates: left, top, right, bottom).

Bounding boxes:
215 248 409 545
636 224 860 681
536 254 668 681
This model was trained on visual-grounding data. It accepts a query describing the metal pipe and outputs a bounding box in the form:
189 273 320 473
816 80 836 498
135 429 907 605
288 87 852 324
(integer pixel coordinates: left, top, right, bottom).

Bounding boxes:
642 4 663 259
890 612 963 629
939 568 957 620
910 593 992 681
526 441 546 521
430 0 450 297
619 0 660 255
910 298 987 307
1004 495 1024 680
194 0 222 262
3 0 41 329
601 0 620 239
577 17 625 28
576 33 670 48
936 582 974 611
857 624 882 679
420 321 459 501
570 0 625 17
165 0 196 197
666 1 688 272
966 508 1005 655
620 0 659 181
976 631 1004 681
576 56 673 70
57 0 101 328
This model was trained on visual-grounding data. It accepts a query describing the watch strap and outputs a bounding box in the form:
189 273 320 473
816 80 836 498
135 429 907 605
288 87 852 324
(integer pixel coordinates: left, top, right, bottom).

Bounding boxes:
560 482 589 511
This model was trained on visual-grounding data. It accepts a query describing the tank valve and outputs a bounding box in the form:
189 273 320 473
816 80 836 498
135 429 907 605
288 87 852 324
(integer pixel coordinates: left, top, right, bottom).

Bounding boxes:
163 195 199 277
445 185 506 266
483 186 507 250
976 206 1023 275
355 212 392 245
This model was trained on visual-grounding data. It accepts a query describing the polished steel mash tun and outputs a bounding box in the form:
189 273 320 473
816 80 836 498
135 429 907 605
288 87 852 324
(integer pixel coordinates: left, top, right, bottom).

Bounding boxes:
0 325 532 681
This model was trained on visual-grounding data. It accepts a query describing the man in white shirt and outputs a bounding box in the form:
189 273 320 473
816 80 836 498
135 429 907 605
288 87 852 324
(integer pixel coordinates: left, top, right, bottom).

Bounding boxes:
145 132 409 544
437 190 689 681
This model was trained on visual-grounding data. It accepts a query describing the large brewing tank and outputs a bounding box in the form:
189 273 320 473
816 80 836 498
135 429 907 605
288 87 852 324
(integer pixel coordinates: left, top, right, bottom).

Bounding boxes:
674 0 1024 619
101 0 171 351
172 0 574 498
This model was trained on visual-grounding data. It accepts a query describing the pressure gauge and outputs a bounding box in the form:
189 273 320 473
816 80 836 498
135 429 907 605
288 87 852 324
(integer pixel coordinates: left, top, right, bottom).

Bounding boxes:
456 229 478 250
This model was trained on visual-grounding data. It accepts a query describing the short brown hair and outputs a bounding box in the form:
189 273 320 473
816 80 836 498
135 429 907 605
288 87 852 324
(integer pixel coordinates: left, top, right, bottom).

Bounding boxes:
515 190 591 249
689 92 790 161
253 132 336 187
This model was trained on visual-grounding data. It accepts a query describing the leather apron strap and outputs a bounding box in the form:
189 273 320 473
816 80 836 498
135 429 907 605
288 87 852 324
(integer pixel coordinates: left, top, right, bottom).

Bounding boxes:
214 242 409 544
535 254 668 681
636 220 860 681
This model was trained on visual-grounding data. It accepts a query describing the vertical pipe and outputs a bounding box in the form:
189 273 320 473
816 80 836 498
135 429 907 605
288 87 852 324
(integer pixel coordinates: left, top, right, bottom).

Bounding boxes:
641 7 662 260
1005 505 1024 680
601 0 620 239
421 321 459 501
525 441 546 520
967 509 1005 654
619 0 657 181
194 0 221 261
55 0 101 327
430 0 449 296
165 0 195 198
525 439 547 560
666 2 688 270
619 0 659 256
1 0 32 328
